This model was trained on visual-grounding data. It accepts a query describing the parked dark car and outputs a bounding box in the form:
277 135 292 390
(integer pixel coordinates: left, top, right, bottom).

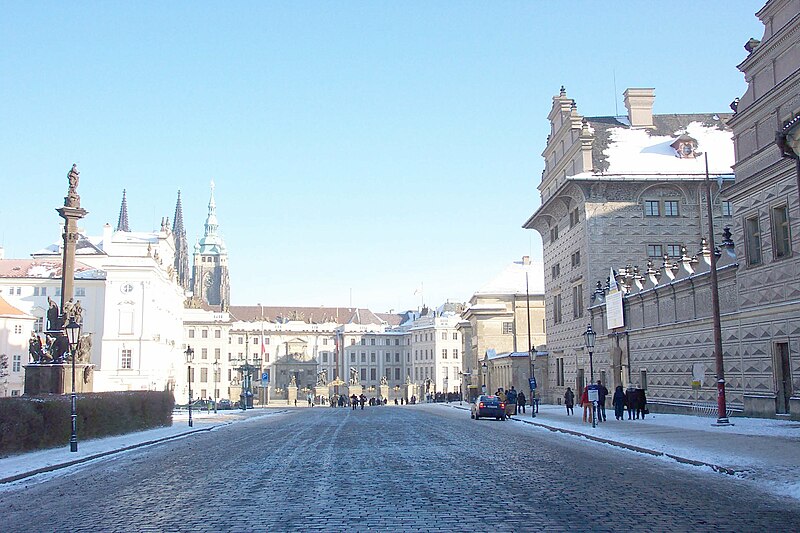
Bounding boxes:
190 399 213 410
471 395 506 421
217 399 233 410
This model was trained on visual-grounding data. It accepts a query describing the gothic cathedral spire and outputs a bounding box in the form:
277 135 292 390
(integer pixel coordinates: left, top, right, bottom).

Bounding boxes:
191 180 230 308
172 190 190 290
116 189 130 232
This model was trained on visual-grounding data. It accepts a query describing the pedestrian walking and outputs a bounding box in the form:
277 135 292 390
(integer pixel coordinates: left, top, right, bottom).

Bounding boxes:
350 393 358 410
564 387 575 415
506 386 518 417
612 385 626 420
359 394 366 410
517 391 526 414
636 388 648 419
596 380 608 422
625 387 638 420
581 386 594 424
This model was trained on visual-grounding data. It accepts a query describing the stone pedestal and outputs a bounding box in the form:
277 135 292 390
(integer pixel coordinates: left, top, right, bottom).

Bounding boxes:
24 363 94 395
379 384 389 402
287 385 298 406
315 386 328 403
347 384 362 398
405 383 416 402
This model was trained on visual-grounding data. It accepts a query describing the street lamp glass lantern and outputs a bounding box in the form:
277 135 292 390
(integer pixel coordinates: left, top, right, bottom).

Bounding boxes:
185 346 194 364
65 319 81 348
583 323 596 350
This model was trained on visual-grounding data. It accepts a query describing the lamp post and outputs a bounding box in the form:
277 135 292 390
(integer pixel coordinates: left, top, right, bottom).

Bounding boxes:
213 360 219 414
65 319 81 452
481 361 487 395
185 345 194 427
583 323 597 428
703 153 730 426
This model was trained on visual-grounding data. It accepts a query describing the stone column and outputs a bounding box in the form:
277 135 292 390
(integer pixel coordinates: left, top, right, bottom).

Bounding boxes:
287 385 298 406
57 164 88 315
379 384 389 402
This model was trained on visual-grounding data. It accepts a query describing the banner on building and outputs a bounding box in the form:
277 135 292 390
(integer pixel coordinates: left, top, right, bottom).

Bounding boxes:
606 267 624 330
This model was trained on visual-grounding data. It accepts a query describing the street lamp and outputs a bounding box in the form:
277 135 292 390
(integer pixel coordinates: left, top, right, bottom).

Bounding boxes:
583 323 597 428
213 360 219 414
185 345 194 427
481 361 487 394
65 319 81 452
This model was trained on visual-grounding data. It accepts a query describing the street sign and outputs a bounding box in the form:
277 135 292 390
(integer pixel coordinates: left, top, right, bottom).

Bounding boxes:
587 384 599 402
528 377 537 390
261 371 269 385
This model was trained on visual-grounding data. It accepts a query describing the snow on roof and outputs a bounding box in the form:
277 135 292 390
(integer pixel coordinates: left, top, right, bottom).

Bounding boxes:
0 259 105 279
588 116 734 176
474 258 545 296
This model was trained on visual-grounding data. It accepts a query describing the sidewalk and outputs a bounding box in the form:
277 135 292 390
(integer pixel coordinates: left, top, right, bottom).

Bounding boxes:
448 402 800 500
0 408 283 486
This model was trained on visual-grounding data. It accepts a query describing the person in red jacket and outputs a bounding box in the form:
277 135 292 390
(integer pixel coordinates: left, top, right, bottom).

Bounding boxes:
581 386 594 423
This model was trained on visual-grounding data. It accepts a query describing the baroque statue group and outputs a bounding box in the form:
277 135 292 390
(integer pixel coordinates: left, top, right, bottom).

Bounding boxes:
28 297 91 364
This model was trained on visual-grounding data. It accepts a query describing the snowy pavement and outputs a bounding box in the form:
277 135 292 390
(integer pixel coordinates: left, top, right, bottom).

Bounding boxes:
0 407 283 484
442 402 800 500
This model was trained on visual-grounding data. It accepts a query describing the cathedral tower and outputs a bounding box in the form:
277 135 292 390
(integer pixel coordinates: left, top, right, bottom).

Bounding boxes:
191 181 230 308
172 190 190 290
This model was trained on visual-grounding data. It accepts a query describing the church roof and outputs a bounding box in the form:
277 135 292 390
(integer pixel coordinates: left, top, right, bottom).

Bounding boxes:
0 259 105 280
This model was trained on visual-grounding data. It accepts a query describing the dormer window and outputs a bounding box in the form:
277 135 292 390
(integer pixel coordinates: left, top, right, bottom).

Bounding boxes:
671 134 698 158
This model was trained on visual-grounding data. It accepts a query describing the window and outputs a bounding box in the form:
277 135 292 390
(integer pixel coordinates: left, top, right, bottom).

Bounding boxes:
553 294 562 324
253 337 258 345
215 329 221 338
571 251 581 268
323 338 328 345
188 329 195 339
572 284 583 319
502 322 513 334
441 332 446 340
238 336 243 344
395 352 400 363
33 287 40 296
666 244 682 258
385 368 391 379
569 207 580 227
442 349 447 359
360 368 366 381
350 353 356 363
200 368 208 383
121 349 132 369
202 329 208 338
644 200 660 216
772 205 791 259
34 317 43 333
12 355 21 372
370 339 375 345
14 324 22 334
322 353 328 363
361 352 366 363
550 225 559 242
452 333 458 340
395 339 400 346
647 244 663 258
201 348 208 359
361 339 366 345
370 368 377 380
722 201 733 217
556 357 565 387
745 215 762 266
350 339 355 346
552 263 560 278
453 349 458 359
395 368 401 380
664 200 679 217
75 287 86 297
370 353 376 363
214 348 220 360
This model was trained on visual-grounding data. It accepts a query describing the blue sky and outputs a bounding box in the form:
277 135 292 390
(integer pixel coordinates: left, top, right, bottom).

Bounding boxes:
1 1 764 312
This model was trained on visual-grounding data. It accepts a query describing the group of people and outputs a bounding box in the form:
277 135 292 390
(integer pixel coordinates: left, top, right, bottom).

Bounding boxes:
326 394 418 408
494 386 538 417
562 382 648 423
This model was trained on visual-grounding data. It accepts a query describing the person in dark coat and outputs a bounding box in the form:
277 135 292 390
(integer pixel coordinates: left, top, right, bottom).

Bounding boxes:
350 393 358 410
612 385 626 420
596 380 609 422
625 387 638 419
636 388 647 419
564 387 575 415
517 391 526 414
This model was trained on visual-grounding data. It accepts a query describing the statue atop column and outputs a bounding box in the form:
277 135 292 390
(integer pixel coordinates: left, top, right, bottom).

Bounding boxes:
65 164 81 208
46 297 60 331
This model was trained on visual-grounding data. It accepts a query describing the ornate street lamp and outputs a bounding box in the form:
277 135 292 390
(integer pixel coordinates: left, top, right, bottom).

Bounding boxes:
65 319 81 452
481 361 488 394
583 323 597 428
185 345 194 427
212 360 219 414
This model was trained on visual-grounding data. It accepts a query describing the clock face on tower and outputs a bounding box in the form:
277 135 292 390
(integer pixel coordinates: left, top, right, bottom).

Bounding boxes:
120 283 134 294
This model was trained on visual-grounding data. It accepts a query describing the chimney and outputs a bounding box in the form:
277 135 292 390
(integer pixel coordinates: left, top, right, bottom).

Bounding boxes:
522 255 530 265
623 88 655 128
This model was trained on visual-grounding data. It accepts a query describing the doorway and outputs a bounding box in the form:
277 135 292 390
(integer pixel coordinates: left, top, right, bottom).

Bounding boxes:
776 342 792 414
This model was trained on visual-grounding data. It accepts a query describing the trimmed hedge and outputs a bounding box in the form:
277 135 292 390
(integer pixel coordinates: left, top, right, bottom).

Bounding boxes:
0 391 174 457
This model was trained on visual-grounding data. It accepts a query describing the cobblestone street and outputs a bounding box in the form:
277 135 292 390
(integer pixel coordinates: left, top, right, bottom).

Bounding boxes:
2 404 798 532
